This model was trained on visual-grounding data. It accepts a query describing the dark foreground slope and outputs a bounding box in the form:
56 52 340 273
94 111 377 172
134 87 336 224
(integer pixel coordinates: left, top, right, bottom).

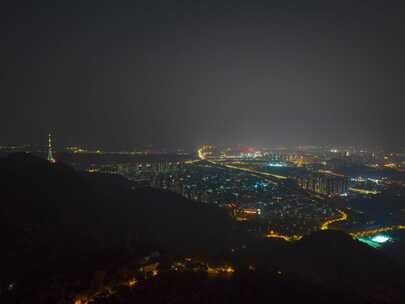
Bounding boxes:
0 153 248 271
0 153 404 304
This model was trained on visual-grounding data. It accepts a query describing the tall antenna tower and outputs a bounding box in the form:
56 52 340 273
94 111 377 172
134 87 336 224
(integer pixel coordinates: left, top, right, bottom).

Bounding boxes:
47 133 56 163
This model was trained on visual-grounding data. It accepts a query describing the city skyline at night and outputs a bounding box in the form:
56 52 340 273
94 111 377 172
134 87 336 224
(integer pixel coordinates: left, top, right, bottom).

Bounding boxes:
1 1 405 303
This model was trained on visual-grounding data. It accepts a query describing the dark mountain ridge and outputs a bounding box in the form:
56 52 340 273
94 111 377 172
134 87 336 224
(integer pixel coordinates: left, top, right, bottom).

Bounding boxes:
0 153 404 303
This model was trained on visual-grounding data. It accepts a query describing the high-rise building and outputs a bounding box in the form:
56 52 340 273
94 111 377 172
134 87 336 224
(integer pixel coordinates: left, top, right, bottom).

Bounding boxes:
47 133 56 164
297 172 348 196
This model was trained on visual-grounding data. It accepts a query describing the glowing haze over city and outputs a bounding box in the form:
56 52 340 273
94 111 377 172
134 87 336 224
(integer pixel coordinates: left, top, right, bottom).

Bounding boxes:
1 1 405 304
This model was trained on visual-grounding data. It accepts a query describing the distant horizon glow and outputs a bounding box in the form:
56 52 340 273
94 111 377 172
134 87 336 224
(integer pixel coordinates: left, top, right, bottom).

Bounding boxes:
1 3 404 148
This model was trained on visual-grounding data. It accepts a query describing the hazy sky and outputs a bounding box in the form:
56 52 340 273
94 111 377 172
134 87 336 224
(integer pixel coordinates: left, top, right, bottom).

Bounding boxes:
1 1 404 149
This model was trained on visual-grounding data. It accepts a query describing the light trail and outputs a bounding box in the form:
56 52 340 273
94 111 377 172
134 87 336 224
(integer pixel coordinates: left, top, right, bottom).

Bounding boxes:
221 163 288 180
350 225 405 238
266 210 405 243
197 147 287 180
320 209 348 230
184 159 200 164
319 210 405 240
266 209 349 242
197 148 205 160
266 231 303 241
197 147 405 242
197 148 217 165
349 187 379 195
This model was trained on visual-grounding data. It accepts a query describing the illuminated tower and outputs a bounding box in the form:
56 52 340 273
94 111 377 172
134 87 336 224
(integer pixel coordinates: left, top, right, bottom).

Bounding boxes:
47 133 56 163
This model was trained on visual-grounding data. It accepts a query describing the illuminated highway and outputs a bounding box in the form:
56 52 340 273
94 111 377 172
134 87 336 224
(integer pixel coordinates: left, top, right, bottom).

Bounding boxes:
349 187 379 195
199 146 348 241
266 231 303 241
266 210 404 242
220 163 287 180
350 225 405 238
197 146 405 245
320 209 348 230
266 209 349 242
197 148 217 165
197 148 205 160
197 147 287 182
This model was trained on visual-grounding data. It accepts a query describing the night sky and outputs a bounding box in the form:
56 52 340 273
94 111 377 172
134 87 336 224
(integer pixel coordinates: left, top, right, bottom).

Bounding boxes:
1 1 404 149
